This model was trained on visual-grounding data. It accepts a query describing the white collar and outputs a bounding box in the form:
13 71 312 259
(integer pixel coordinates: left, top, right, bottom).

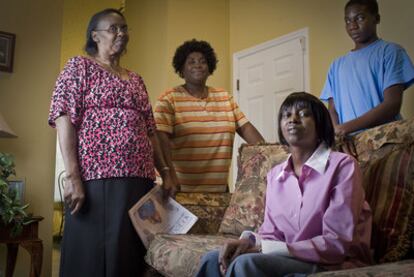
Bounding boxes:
277 143 331 180
304 143 331 174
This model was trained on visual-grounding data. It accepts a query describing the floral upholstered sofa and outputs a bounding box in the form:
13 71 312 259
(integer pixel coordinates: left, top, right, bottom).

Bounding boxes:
145 119 414 276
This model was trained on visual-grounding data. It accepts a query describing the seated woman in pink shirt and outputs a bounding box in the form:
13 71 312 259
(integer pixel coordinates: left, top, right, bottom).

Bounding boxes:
195 92 372 277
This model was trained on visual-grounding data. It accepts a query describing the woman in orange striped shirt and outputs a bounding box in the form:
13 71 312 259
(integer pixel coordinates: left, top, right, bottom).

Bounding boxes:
154 39 264 193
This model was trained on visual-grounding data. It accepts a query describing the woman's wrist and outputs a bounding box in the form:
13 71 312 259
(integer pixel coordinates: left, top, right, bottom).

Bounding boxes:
65 171 82 181
239 231 262 250
159 166 171 177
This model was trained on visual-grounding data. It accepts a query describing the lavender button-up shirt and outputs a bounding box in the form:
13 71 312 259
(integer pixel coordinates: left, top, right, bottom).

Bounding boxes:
258 144 373 269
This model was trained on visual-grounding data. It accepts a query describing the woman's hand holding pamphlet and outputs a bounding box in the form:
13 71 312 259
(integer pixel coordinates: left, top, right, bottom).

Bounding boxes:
128 185 198 248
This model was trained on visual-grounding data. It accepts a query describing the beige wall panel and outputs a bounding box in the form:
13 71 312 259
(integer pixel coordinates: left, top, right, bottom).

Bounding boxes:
163 0 229 95
0 0 64 276
123 0 169 105
60 0 122 67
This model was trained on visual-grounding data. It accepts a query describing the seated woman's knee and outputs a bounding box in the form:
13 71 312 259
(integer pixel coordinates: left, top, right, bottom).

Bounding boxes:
230 253 257 274
199 250 220 268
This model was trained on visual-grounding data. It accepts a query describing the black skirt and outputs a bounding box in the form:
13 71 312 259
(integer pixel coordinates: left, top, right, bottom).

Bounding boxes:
59 177 154 277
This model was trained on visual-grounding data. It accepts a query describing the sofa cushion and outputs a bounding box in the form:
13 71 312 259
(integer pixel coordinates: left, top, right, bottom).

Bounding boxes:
145 234 236 277
361 144 414 263
219 143 289 235
310 259 414 276
175 192 231 234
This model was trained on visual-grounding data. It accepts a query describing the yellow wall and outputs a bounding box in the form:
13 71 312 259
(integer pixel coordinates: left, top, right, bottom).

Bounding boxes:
59 0 121 67
0 0 63 276
123 0 229 104
229 0 414 118
122 0 169 105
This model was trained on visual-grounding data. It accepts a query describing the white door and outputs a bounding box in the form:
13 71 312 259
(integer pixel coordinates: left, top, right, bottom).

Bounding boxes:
232 28 309 188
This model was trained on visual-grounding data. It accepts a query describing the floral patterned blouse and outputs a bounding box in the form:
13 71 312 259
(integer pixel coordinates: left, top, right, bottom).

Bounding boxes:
48 56 156 181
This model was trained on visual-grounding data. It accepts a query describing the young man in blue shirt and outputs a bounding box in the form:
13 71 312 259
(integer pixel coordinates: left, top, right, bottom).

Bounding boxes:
320 0 414 136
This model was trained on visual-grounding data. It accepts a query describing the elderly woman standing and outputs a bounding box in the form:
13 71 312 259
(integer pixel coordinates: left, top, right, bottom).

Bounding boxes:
155 39 264 193
48 8 176 276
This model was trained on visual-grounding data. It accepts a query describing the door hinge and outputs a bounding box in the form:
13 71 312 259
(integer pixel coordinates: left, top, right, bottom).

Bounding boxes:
299 37 306 52
237 79 240 91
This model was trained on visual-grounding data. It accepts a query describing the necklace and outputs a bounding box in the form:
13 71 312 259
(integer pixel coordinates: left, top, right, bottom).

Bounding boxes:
93 58 124 79
183 85 209 109
182 85 209 109
183 84 209 99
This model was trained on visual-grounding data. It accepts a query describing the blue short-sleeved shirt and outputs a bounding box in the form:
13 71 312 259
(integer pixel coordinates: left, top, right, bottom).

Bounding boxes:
320 39 414 125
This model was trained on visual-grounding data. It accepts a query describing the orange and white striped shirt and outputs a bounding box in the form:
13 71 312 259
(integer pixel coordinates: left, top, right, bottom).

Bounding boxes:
154 86 248 192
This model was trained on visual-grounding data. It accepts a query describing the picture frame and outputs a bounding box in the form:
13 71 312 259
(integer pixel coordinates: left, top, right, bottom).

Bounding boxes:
0 31 16 73
8 180 25 204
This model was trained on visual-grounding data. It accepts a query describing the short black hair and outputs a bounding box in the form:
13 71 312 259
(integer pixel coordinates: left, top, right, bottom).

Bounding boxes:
172 39 218 77
277 92 335 147
345 0 379 15
84 8 125 56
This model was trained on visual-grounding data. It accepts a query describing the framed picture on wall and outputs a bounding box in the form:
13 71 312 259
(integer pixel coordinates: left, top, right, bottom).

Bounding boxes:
8 180 25 204
0 31 16 73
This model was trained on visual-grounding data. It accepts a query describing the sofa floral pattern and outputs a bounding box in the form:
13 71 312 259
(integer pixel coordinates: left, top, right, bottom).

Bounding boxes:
145 234 237 277
175 192 231 234
218 144 289 235
145 119 414 277
310 259 414 277
354 119 414 163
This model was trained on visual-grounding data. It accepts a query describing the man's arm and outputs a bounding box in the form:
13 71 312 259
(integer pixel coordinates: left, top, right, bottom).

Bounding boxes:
327 98 340 128
335 84 403 135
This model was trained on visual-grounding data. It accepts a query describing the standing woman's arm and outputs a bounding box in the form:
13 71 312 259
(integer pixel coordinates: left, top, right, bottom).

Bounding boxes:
150 133 178 198
156 131 179 185
236 122 265 144
230 93 265 144
55 115 85 215
152 91 180 195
